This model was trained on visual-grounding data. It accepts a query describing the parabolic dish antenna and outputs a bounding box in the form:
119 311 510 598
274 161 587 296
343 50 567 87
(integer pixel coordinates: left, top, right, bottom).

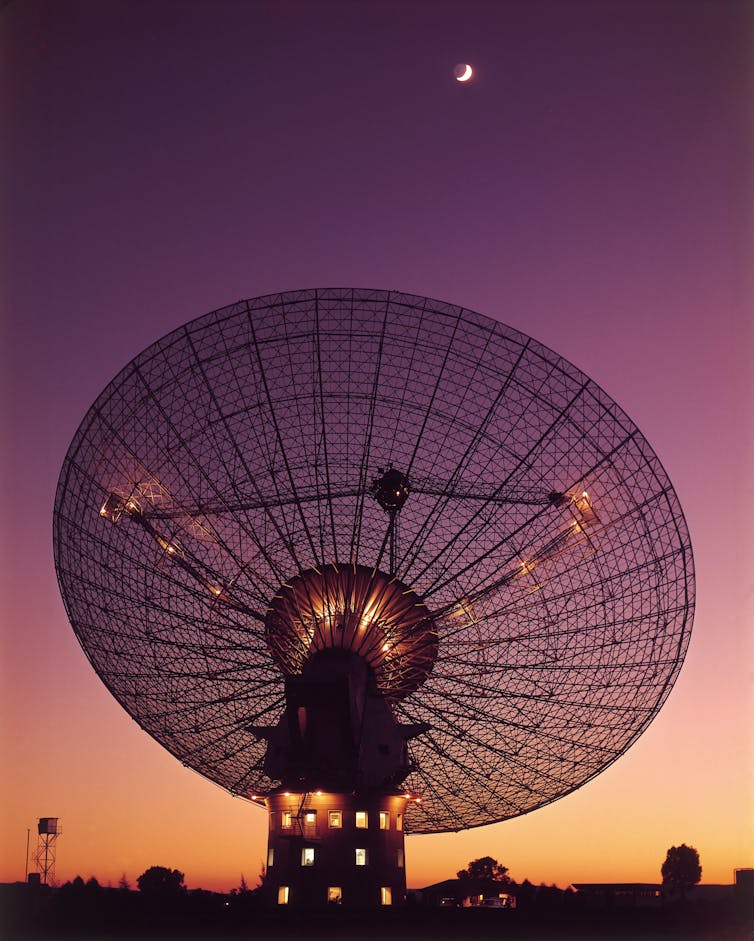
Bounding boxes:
54 288 694 834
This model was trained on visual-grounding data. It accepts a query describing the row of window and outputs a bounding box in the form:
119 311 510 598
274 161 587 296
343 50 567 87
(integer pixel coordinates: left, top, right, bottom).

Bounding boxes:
276 809 403 831
277 885 393 906
268 846 404 868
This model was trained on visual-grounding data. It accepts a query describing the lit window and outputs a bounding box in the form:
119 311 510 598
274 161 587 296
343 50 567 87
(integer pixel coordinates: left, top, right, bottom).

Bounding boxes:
379 811 389 830
396 813 403 831
267 847 275 867
396 849 404 868
301 847 315 866
304 810 316 825
355 848 367 866
381 886 392 906
328 810 342 828
277 886 289 905
327 886 342 904
355 811 368 828
282 811 293 829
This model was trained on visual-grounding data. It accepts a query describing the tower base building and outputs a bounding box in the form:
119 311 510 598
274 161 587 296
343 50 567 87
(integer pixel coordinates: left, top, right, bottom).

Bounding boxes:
264 791 409 908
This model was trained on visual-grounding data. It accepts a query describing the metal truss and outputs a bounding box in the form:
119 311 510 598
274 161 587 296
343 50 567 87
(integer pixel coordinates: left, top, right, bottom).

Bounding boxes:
53 288 695 833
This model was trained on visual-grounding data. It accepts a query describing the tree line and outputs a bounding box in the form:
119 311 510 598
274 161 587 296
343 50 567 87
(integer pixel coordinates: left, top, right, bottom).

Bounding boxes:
454 844 702 899
55 844 702 901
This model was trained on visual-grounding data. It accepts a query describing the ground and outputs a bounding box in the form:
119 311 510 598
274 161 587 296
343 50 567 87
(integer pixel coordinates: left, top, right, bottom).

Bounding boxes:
2 883 753 941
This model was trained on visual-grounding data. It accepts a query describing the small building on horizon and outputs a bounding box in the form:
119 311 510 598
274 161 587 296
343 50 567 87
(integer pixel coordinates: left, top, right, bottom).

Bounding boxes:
571 882 737 909
411 878 517 908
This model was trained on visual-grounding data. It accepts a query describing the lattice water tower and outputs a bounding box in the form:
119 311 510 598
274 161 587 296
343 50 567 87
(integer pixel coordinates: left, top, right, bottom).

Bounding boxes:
33 818 61 886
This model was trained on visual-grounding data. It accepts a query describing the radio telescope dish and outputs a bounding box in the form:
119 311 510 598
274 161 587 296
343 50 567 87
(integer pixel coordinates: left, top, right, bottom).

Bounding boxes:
54 288 694 835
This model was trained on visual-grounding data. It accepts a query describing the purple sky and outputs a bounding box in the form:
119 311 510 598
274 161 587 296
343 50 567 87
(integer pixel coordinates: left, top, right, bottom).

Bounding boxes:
1 0 752 890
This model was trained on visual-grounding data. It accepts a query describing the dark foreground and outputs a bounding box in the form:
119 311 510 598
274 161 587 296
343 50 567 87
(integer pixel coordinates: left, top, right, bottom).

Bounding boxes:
2 884 753 941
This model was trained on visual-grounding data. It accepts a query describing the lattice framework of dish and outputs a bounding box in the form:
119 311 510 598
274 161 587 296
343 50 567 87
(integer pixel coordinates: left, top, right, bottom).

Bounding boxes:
54 288 694 833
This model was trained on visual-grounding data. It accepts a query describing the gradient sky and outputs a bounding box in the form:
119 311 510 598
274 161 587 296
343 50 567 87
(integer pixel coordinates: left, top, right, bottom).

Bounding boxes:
1 0 752 894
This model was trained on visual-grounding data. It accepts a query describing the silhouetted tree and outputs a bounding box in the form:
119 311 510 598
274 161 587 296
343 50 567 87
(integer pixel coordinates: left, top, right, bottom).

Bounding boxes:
455 856 512 904
517 878 536 909
536 882 563 910
661 844 701 900
457 856 510 883
136 866 185 897
118 873 131 891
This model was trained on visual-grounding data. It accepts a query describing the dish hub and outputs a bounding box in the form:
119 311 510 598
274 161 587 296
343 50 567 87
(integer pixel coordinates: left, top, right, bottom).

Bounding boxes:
265 564 439 702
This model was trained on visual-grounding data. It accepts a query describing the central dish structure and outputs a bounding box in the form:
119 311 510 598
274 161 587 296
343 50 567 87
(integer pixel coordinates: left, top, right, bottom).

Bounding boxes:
265 564 439 703
54 288 694 907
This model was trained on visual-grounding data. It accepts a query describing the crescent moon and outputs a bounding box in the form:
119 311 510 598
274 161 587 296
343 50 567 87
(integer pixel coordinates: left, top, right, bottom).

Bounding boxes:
455 63 473 83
